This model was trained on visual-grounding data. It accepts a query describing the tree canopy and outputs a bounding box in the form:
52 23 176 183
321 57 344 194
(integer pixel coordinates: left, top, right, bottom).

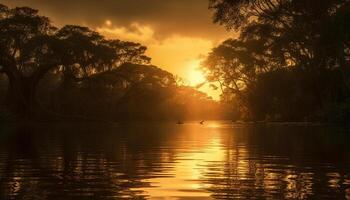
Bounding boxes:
0 3 227 121
0 4 152 117
204 0 350 122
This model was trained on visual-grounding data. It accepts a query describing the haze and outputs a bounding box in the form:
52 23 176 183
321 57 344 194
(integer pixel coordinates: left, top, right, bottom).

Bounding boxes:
1 0 232 99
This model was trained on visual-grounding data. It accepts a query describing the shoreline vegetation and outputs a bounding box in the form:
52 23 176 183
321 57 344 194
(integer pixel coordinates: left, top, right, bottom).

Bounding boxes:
0 119 339 130
201 0 350 123
1 1 350 123
0 4 232 122
0 115 345 127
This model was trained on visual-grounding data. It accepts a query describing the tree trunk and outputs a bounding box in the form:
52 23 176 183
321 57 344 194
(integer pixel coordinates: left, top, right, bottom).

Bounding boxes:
1 56 58 119
6 74 38 118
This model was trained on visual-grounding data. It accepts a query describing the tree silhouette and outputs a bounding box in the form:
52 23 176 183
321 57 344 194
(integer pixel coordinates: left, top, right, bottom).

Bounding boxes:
0 3 232 121
204 0 350 121
0 4 152 118
0 5 60 117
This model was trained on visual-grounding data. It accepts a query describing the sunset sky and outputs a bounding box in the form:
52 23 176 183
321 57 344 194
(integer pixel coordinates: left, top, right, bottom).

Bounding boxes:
1 0 232 99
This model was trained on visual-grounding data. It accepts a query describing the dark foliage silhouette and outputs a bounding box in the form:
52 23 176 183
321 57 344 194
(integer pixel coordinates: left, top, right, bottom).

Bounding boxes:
203 0 350 122
0 3 228 121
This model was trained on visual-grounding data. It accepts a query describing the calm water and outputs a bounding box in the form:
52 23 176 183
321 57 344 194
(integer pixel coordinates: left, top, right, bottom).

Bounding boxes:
0 121 349 199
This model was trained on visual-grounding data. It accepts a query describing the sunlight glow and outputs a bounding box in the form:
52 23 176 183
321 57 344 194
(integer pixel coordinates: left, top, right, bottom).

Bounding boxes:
187 59 206 86
105 20 112 26
97 21 218 98
138 129 225 198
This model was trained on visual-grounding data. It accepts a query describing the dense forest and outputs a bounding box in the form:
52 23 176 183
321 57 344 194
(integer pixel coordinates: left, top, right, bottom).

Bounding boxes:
0 3 230 121
203 0 350 123
1 0 350 123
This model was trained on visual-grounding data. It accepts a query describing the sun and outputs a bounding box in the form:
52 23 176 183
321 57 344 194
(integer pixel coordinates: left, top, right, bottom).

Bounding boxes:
187 59 206 86
105 20 112 26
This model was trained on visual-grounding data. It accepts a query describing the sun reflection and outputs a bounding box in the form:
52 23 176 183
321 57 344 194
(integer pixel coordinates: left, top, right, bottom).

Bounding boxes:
1 124 348 199
139 128 224 198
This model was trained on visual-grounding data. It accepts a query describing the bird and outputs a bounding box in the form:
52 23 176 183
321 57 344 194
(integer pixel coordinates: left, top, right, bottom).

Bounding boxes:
177 120 184 125
200 120 204 125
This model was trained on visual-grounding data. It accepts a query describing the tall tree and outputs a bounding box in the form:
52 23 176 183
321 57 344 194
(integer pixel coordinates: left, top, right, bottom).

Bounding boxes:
56 25 151 88
204 0 350 120
0 4 60 116
0 4 152 118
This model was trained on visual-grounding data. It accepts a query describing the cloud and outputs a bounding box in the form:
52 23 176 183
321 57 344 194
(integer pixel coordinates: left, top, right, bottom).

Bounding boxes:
95 22 213 80
1 0 227 99
94 21 220 98
0 0 229 40
148 35 212 76
2 0 228 79
97 22 156 43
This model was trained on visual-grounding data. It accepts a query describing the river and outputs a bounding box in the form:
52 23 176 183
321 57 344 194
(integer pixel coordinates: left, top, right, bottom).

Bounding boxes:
0 121 349 199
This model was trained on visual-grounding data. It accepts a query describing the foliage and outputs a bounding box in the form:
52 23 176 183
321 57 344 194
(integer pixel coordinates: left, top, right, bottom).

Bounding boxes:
0 3 229 121
204 0 350 122
0 4 148 118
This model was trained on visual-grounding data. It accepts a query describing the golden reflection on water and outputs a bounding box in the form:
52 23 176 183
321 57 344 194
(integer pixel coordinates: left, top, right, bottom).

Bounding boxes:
139 126 224 199
0 122 350 199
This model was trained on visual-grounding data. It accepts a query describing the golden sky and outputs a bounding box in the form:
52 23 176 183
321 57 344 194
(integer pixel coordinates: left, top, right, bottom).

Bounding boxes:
1 0 232 99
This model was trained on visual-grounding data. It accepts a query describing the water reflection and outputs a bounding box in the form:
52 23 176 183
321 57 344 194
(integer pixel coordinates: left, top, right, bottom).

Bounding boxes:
0 122 349 199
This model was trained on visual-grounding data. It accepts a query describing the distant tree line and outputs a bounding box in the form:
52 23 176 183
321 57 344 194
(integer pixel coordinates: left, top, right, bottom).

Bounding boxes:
0 4 230 121
203 0 350 122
